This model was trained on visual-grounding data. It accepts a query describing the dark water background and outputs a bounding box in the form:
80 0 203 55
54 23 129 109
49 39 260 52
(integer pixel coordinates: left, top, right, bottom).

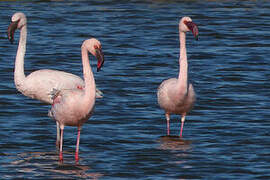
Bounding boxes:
0 0 270 179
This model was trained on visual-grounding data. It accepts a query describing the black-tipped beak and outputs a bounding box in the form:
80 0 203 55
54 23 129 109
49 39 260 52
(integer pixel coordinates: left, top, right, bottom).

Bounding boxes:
185 21 199 41
96 48 104 72
7 20 19 44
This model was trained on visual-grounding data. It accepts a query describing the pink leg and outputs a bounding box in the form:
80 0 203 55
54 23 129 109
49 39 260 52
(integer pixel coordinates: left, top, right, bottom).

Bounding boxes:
75 127 81 162
180 115 186 138
56 122 60 148
165 113 170 136
59 128 64 162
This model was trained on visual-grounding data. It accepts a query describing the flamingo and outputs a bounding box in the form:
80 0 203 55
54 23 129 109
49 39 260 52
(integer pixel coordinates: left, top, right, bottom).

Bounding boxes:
157 17 198 138
48 38 104 162
7 12 103 147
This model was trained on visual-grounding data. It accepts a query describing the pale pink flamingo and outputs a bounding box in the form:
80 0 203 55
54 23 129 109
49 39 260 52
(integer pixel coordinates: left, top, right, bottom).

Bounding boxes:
157 17 198 138
7 12 103 147
48 38 104 162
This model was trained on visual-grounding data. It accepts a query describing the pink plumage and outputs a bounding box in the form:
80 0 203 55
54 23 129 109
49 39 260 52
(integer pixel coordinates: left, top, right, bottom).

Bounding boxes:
157 17 198 138
49 38 104 162
7 12 103 148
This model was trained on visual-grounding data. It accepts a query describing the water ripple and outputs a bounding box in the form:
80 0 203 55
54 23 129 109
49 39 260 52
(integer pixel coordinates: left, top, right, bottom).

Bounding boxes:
0 0 270 179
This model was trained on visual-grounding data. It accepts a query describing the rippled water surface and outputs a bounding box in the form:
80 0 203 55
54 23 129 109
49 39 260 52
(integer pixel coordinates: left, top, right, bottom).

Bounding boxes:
1 0 270 179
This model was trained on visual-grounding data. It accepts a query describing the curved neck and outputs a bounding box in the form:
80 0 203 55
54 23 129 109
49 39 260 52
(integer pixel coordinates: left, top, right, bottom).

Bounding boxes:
81 47 96 101
14 25 27 87
177 31 188 90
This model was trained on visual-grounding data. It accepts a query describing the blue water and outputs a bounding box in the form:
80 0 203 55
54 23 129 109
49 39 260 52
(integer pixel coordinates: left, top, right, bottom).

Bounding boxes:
0 0 270 179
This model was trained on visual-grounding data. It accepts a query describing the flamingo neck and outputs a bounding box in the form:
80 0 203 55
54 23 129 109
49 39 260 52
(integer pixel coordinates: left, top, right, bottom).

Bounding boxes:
177 31 188 91
81 47 96 101
14 25 27 88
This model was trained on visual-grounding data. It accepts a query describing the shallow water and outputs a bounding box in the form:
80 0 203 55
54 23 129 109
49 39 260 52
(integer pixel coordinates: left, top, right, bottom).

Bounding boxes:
0 0 270 179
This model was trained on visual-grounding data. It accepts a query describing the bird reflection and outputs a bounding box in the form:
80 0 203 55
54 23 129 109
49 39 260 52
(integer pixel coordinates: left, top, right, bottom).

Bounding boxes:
51 164 103 179
5 151 103 179
158 135 192 151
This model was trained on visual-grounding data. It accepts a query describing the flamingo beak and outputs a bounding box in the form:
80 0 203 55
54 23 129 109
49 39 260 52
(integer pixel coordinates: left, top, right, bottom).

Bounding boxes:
7 20 19 44
185 21 199 41
96 48 104 72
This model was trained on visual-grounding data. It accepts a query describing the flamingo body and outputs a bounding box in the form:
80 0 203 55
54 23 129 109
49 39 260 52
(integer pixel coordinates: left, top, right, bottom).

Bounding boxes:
158 78 195 114
50 89 94 127
17 69 84 104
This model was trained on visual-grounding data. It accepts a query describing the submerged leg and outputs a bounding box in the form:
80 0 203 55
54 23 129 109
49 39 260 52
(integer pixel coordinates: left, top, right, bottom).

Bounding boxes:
75 127 81 162
165 113 170 136
56 122 60 148
180 114 186 138
59 127 64 162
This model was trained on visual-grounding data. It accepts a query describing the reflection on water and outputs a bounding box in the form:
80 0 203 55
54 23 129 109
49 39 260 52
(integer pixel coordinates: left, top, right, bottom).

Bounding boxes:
158 135 192 151
3 151 103 179
52 164 103 179
1 0 270 179
158 136 192 167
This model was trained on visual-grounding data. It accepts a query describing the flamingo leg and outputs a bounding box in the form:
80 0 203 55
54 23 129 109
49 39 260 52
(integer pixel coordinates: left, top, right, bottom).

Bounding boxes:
56 122 60 148
59 127 64 162
180 114 186 138
75 127 81 162
165 113 170 136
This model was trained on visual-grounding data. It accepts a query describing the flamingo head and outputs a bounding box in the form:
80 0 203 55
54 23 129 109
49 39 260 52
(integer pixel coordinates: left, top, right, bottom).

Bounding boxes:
179 16 199 40
7 12 27 44
82 38 104 72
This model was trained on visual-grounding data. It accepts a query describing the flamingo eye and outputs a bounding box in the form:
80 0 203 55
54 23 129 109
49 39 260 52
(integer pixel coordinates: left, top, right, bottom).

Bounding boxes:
94 45 99 49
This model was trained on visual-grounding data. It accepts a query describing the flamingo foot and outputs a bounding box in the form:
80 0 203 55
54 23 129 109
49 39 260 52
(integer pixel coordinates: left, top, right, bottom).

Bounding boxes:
59 152 63 163
75 152 79 162
179 123 183 138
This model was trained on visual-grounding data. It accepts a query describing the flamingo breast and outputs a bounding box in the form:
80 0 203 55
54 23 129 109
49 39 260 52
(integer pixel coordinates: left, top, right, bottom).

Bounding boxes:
157 78 195 114
50 90 95 127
